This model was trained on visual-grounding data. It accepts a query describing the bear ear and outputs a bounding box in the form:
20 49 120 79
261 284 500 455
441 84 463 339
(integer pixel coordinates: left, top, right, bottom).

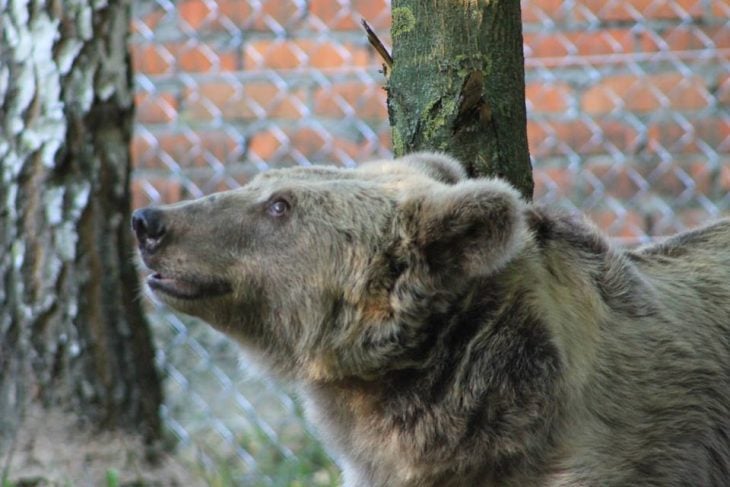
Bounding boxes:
397 151 467 184
400 178 526 277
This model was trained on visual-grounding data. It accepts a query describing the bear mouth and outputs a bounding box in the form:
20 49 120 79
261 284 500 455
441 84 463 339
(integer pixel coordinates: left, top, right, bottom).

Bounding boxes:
148 272 232 300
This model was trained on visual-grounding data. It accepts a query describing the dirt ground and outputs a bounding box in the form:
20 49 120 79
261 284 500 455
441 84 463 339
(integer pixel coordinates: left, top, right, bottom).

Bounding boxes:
3 406 204 486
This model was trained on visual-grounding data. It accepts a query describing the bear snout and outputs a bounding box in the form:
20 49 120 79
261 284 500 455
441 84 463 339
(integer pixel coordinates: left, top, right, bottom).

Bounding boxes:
132 207 166 253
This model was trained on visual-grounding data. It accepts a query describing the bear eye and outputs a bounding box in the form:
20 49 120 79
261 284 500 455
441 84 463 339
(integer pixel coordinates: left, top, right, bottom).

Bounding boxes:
267 199 290 218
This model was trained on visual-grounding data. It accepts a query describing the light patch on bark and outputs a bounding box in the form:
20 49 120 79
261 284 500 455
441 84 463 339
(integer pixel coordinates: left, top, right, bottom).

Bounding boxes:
55 38 84 75
392 7 416 37
0 64 9 101
43 187 65 225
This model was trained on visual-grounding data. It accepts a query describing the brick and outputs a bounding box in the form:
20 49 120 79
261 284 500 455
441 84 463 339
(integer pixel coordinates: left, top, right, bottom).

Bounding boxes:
712 0 730 16
244 40 303 69
132 178 182 209
523 33 571 58
309 42 352 68
525 29 635 58
601 120 643 153
329 137 364 162
648 160 706 198
709 25 730 52
131 10 165 35
522 0 569 25
135 91 178 124
352 0 391 30
527 120 592 157
378 128 393 152
244 40 372 70
328 128 390 165
131 44 174 75
248 129 288 162
676 209 714 231
221 50 239 71
526 121 552 158
197 131 245 166
179 0 213 29
248 126 345 165
130 135 156 170
288 126 330 158
528 119 643 158
181 82 232 122
310 0 356 30
533 166 576 200
687 159 713 196
313 82 387 119
525 82 571 113
238 84 306 120
155 132 198 168
208 176 251 193
584 160 645 200
216 0 254 27
718 73 730 108
695 118 730 150
643 121 704 156
582 73 710 115
177 44 214 72
162 41 239 74
151 130 244 169
646 118 730 157
247 0 304 32
582 75 640 114
720 163 730 191
310 0 390 31
183 82 306 122
309 40 372 68
588 209 645 240
640 26 718 52
571 29 636 56
577 0 704 22
196 1 294 33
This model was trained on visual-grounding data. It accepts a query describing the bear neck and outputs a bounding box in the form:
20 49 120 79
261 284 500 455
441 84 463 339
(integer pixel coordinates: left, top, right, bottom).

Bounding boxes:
303 256 566 486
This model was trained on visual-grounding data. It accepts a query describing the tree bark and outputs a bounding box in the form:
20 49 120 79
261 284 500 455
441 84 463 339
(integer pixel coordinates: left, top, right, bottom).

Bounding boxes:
387 0 534 198
0 0 161 464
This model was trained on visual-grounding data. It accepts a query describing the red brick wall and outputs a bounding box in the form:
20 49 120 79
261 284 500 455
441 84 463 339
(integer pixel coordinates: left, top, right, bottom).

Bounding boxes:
131 0 730 242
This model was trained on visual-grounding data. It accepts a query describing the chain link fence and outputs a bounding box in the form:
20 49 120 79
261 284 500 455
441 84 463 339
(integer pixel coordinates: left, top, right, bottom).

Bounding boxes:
130 0 730 484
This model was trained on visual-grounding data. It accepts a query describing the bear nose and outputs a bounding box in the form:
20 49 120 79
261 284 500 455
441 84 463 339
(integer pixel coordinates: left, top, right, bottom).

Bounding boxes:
132 207 166 249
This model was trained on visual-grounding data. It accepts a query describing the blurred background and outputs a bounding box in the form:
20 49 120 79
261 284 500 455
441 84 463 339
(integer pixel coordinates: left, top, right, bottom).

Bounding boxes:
128 1 730 485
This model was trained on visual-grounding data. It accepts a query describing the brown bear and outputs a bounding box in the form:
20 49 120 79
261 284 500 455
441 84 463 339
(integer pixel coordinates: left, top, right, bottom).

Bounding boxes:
133 152 730 486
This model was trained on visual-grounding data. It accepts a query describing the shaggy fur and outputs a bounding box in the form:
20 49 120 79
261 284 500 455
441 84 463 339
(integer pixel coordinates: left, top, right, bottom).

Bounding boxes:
133 152 730 486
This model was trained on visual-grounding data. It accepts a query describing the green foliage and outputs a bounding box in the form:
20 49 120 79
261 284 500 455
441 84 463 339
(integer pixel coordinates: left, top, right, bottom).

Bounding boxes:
105 469 120 487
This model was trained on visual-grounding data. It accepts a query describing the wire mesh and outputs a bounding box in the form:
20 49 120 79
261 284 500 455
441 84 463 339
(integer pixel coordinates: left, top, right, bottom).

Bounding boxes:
130 0 730 483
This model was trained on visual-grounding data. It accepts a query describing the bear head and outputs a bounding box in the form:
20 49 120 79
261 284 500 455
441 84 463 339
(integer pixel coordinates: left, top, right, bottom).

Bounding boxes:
133 152 527 381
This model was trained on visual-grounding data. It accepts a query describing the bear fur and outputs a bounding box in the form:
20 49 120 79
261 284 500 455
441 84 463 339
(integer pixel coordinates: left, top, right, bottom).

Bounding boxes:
133 152 730 486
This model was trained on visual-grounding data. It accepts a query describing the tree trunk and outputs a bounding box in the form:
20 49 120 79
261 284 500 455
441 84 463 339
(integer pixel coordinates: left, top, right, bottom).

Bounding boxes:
0 0 162 476
387 0 534 198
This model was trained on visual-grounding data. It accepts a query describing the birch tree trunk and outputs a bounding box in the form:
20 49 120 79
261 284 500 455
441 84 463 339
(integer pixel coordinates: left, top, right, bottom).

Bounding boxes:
387 0 534 198
0 0 163 479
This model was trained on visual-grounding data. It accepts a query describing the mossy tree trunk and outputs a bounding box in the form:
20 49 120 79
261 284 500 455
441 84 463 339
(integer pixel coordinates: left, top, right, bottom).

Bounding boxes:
387 0 533 198
0 0 162 465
